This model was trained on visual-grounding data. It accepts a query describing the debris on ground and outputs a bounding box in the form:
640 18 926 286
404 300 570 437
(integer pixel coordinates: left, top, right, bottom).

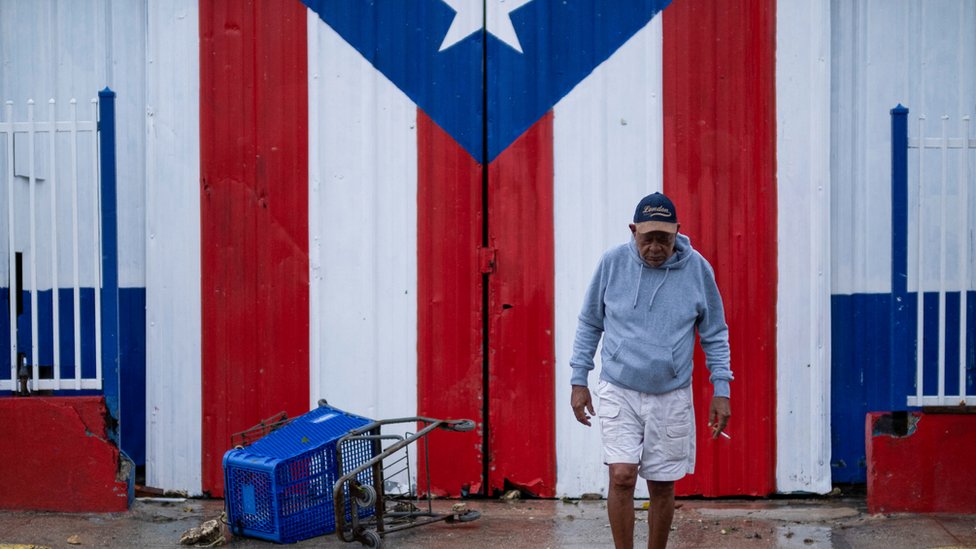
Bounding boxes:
393 501 420 513
451 502 468 514
136 485 190 499
579 493 602 501
136 497 187 504
66 535 81 545
179 512 227 547
500 490 520 501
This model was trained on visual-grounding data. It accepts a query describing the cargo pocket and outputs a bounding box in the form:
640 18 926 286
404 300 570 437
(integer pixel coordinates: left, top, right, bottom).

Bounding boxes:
598 401 620 420
597 387 622 439
664 421 691 460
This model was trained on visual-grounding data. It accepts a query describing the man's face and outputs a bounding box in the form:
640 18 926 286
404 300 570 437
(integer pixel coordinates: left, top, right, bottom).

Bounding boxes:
629 224 678 267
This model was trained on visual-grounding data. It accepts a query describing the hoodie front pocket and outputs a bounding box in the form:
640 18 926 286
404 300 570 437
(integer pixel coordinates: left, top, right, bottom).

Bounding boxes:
612 339 676 383
603 336 623 361
600 335 681 393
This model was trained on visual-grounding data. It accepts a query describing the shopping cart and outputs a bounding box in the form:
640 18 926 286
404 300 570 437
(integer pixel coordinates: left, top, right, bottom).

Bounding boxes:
333 414 481 548
223 401 480 547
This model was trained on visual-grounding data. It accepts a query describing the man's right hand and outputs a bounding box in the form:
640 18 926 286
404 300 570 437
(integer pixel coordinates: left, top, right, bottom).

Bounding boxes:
571 385 595 426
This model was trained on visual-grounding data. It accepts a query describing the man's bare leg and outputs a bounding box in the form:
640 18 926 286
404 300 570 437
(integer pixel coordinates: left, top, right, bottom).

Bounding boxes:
647 480 675 549
607 463 639 549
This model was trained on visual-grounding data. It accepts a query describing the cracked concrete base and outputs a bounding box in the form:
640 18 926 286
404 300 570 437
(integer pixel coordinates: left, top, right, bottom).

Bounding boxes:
0 397 129 512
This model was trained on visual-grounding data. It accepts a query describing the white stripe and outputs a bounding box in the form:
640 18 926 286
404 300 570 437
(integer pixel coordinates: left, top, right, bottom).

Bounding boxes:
775 0 832 494
111 0 149 288
145 0 202 494
553 15 663 498
308 12 418 489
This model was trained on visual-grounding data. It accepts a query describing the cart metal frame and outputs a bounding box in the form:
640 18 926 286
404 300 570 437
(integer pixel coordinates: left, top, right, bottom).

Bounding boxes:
333 416 481 548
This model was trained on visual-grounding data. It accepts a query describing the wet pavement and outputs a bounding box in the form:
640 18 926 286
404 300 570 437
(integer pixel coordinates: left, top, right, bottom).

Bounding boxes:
1 495 974 549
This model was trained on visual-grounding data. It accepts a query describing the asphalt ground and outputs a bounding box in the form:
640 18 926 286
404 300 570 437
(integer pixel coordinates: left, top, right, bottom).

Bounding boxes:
1 495 974 549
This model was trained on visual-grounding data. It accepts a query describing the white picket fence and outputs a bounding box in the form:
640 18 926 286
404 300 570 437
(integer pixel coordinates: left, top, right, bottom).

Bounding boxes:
0 98 103 391
907 113 975 407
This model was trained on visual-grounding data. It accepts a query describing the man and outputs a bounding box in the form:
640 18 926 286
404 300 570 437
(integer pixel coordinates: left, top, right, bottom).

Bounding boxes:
570 192 732 549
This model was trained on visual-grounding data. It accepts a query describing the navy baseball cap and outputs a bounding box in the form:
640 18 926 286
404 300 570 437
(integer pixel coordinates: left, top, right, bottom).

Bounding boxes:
633 192 678 234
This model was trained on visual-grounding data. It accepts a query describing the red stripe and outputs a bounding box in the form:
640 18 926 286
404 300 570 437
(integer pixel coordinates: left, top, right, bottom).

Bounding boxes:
487 113 556 497
416 110 485 496
664 0 777 496
199 0 310 497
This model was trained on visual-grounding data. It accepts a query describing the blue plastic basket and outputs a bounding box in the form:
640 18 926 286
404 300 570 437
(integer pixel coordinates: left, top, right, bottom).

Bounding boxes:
223 405 376 543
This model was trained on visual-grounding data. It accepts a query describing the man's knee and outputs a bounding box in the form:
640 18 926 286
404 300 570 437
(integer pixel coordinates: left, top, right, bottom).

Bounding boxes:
648 480 675 498
608 464 639 489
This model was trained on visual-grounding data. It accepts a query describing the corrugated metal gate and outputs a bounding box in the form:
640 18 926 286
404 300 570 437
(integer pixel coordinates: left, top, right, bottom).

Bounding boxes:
201 0 778 497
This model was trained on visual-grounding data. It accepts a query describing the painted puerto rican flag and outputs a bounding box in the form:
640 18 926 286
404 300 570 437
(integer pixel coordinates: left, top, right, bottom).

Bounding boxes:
148 0 786 499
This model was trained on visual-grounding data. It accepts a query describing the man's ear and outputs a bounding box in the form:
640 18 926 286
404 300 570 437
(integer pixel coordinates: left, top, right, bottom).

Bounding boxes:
628 223 637 236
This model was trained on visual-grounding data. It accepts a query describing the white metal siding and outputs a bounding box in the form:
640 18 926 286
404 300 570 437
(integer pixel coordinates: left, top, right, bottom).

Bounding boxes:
776 0 832 494
145 0 201 493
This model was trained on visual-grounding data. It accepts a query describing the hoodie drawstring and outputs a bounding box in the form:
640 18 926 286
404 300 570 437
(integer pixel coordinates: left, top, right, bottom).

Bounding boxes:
633 266 644 308
647 267 671 310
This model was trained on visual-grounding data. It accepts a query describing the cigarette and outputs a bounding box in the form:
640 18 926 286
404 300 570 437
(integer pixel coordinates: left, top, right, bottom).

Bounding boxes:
708 422 732 439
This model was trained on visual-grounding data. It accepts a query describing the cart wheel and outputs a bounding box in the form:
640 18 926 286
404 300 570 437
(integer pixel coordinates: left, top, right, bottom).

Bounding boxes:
354 484 377 508
446 509 481 523
360 529 382 548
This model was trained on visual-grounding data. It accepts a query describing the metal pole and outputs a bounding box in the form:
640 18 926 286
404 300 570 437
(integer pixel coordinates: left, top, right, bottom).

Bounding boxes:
5 101 16 387
890 105 912 407
27 100 39 389
915 114 926 405
49 98 61 389
98 88 120 428
938 116 949 403
70 99 82 389
90 98 102 390
961 115 971 403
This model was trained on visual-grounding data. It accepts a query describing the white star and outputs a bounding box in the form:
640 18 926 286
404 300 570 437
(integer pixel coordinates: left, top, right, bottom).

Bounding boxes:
439 0 534 54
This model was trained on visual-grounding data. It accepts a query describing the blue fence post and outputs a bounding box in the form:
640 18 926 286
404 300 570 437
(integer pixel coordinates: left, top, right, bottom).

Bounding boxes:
890 104 912 409
98 88 121 434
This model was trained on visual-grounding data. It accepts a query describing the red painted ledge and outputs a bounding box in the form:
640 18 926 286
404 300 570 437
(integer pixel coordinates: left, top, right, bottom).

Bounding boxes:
0 396 131 512
866 411 976 514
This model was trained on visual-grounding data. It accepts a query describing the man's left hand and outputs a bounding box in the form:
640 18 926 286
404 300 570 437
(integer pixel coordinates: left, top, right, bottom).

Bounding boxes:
708 396 731 439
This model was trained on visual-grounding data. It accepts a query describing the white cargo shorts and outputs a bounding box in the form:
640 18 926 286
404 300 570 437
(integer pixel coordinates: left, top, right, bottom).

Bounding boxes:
596 379 696 482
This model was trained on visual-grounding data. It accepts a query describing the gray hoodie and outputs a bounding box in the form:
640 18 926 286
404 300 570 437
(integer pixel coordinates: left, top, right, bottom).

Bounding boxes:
569 233 732 397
